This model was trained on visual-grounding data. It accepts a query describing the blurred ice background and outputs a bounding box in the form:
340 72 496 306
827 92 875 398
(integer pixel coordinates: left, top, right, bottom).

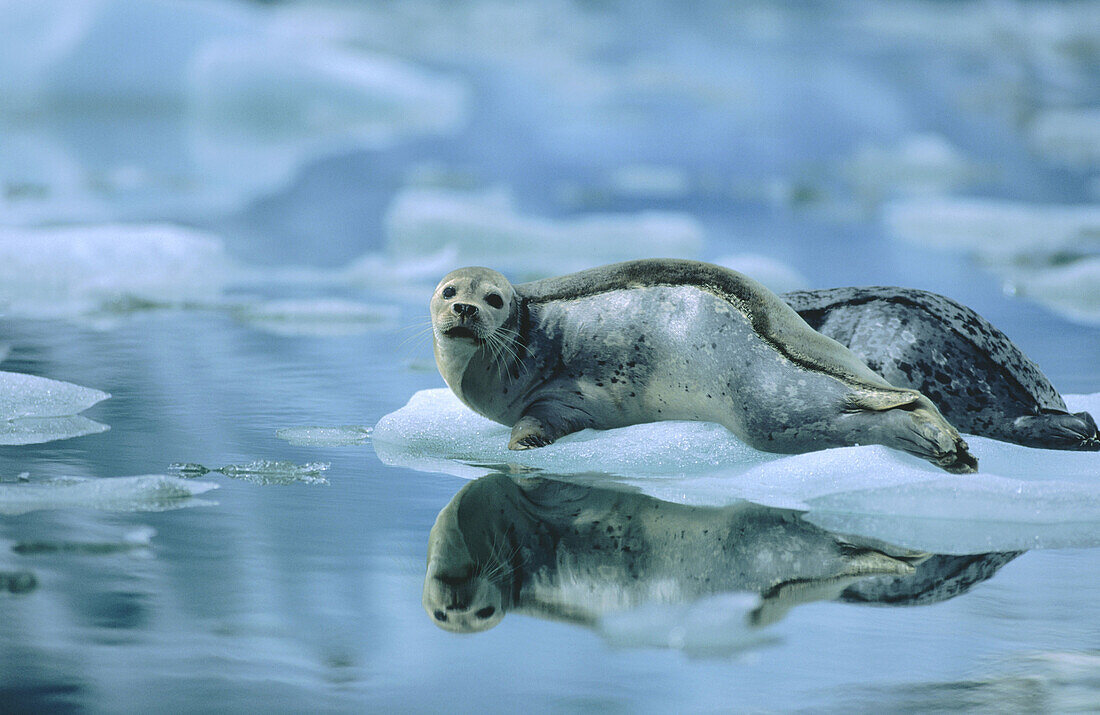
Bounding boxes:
1 0 1098 711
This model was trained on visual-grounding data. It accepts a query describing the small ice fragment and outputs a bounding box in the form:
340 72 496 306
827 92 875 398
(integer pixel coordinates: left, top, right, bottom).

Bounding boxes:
275 426 372 447
12 525 155 555
0 475 218 515
173 460 330 486
0 371 110 420
714 254 808 293
383 187 704 276
0 415 109 445
233 299 398 337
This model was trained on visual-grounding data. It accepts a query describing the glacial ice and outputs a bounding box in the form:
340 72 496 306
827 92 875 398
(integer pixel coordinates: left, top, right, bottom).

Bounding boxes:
383 187 704 278
0 475 218 515
233 300 398 337
275 426 372 447
842 134 977 199
373 389 1100 554
0 224 231 319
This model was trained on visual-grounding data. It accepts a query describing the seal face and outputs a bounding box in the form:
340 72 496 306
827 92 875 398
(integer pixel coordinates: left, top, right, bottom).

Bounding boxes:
431 259 978 473
783 287 1099 451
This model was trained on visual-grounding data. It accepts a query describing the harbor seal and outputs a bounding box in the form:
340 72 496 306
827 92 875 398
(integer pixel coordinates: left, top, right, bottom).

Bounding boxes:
423 473 1018 633
783 287 1099 451
431 259 977 472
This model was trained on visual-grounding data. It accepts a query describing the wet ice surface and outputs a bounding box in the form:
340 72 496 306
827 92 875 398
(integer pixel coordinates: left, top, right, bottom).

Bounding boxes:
0 371 110 445
375 389 1100 554
171 460 330 486
0 476 218 515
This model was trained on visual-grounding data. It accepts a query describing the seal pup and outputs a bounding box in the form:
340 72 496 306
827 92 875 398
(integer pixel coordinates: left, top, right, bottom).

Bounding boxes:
430 259 977 473
423 474 1017 633
783 287 1099 451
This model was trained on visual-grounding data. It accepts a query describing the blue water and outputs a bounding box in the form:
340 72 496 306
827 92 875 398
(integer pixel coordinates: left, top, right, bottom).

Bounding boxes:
2 1 1099 711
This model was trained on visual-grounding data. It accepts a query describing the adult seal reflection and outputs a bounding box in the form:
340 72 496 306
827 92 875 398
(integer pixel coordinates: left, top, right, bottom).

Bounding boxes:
430 259 976 473
422 473 1019 633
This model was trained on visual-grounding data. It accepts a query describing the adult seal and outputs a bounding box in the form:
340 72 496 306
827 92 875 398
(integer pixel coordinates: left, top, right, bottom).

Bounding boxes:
783 287 1099 451
430 259 977 473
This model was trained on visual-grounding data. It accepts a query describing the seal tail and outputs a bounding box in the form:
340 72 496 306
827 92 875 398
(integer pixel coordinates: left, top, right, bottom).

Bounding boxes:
1010 410 1100 451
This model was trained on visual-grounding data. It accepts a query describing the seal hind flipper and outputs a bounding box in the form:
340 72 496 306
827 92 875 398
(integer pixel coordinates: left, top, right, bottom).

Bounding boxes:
1011 410 1100 451
845 387 922 413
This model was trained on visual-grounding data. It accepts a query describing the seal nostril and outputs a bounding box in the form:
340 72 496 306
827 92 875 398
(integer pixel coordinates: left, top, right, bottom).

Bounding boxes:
433 610 447 622
475 606 496 619
453 302 478 317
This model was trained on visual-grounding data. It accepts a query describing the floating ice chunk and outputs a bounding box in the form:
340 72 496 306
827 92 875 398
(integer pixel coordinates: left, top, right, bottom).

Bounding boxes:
188 39 469 201
275 426 372 447
172 461 329 486
383 187 704 277
1008 257 1100 326
0 371 109 420
843 134 977 199
598 593 778 659
883 198 1100 263
374 389 1100 553
372 388 767 481
0 224 231 319
713 254 808 293
233 299 398 337
12 526 156 555
1029 108 1100 169
0 475 217 515
0 416 109 446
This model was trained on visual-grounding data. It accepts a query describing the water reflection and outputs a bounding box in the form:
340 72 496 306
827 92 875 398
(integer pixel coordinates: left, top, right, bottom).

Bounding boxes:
424 473 1020 638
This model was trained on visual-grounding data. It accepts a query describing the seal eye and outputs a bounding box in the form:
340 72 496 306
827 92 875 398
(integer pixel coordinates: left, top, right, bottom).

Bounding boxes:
475 606 496 619
442 286 457 299
485 293 504 309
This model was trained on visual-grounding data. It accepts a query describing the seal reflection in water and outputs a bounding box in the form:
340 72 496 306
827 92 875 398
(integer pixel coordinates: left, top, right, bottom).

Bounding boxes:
431 260 977 473
423 474 1020 633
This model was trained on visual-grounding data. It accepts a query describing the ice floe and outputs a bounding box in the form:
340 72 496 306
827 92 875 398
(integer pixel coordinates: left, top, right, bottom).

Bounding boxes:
0 475 217 515
0 371 110 445
1007 257 1100 326
11 526 156 556
374 388 1100 554
0 224 231 319
275 426 372 447
383 187 704 278
232 300 398 337
172 460 329 486
883 198 1100 263
842 134 979 200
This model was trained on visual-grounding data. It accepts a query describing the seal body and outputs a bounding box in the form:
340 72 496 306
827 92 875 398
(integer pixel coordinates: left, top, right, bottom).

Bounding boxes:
783 287 1099 451
431 260 977 472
